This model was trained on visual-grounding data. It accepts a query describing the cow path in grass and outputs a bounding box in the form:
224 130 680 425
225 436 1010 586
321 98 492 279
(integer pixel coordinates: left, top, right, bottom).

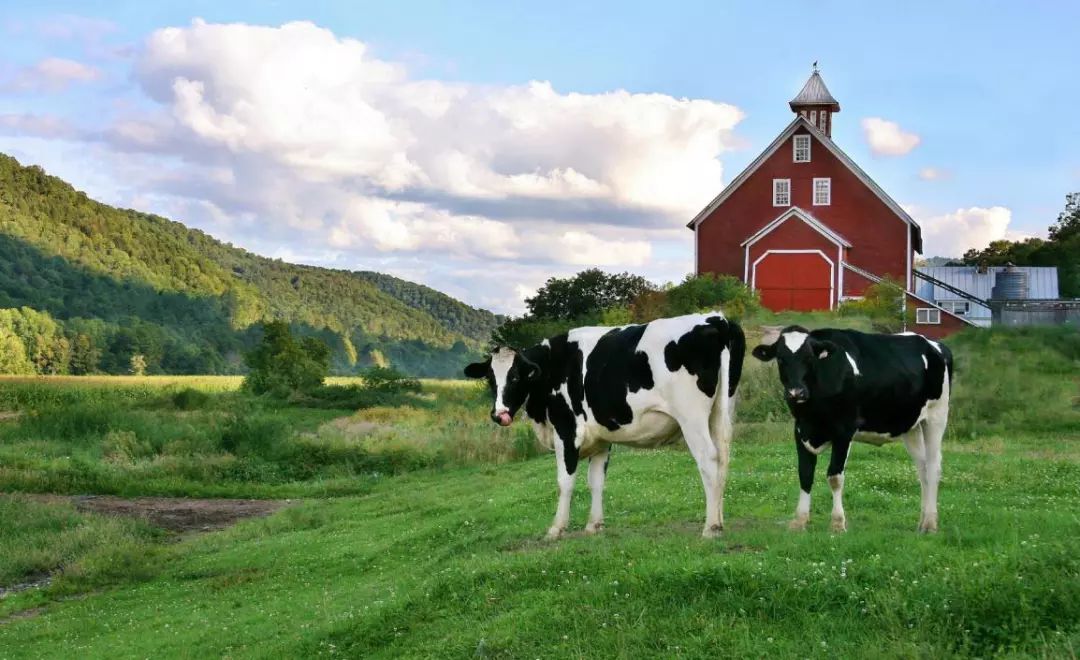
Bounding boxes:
23 494 290 534
1 494 291 617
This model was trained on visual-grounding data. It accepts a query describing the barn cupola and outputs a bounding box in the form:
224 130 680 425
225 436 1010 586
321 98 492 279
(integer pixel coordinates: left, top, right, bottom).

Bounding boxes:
790 64 840 137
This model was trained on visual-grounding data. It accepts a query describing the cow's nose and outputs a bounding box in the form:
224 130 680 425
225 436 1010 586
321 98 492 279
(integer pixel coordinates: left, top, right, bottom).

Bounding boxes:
787 387 808 402
492 411 512 426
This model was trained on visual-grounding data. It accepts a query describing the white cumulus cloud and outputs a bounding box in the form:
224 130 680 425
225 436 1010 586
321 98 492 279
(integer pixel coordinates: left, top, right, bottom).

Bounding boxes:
861 117 921 156
916 206 1030 257
0 19 747 313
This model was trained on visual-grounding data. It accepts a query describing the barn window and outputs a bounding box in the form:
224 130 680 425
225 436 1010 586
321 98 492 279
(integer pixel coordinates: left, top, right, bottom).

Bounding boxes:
916 308 941 325
819 112 828 133
793 135 811 162
810 110 818 125
813 178 831 206
772 179 790 206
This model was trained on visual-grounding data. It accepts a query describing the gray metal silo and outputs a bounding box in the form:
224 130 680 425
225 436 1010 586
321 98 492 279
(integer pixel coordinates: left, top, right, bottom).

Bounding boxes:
991 264 1029 300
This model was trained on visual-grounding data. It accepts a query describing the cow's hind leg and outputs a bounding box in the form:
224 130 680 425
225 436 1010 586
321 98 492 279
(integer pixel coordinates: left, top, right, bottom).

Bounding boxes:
681 419 725 538
902 425 934 533
585 445 611 534
920 415 946 533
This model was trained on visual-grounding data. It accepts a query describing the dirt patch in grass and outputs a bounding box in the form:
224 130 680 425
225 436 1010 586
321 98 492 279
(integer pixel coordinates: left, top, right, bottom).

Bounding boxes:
0 411 21 423
24 494 289 534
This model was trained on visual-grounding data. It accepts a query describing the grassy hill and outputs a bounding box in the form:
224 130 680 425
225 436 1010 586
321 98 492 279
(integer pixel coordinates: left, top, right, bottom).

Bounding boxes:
0 153 499 376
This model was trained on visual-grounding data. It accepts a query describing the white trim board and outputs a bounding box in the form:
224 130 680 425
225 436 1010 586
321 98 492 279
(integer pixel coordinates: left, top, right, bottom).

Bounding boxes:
740 206 852 249
751 249 836 310
686 116 923 253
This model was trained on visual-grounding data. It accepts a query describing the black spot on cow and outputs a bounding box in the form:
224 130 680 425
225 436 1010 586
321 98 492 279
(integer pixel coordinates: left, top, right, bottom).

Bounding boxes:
583 324 654 431
663 316 744 397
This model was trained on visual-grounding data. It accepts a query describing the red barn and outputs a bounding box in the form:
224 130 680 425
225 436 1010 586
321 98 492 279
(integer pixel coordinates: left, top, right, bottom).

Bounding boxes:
688 68 972 338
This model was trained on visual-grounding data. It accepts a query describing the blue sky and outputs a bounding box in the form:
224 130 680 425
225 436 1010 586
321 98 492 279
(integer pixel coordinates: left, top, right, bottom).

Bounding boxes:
2 1 1077 312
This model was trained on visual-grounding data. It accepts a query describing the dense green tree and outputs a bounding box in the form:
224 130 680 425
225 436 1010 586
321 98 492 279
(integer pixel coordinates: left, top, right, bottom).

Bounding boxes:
526 269 655 321
243 321 331 395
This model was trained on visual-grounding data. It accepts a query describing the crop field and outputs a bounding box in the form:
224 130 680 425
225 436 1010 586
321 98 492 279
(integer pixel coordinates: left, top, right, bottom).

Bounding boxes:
0 326 1077 658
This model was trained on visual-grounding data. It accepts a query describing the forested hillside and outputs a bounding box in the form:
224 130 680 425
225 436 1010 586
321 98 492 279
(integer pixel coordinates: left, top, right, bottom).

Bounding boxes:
0 154 499 376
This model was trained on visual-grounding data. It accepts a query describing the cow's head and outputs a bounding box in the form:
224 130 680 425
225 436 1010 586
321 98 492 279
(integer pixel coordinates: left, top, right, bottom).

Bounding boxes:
751 326 845 404
464 347 542 426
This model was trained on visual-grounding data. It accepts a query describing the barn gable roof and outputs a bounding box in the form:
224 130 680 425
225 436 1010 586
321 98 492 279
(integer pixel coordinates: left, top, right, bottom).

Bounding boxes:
740 206 852 249
687 116 923 253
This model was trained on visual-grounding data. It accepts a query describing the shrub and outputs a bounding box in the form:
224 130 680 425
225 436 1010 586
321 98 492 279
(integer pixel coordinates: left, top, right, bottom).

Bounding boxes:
838 278 908 331
362 366 421 393
171 387 210 410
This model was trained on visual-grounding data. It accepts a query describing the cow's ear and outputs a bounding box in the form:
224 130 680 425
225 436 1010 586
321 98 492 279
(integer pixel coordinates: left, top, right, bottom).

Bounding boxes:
812 339 841 360
522 363 542 381
463 359 490 379
752 344 776 362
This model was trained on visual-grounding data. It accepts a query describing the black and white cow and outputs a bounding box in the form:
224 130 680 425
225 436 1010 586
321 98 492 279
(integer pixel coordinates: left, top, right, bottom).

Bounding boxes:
465 313 745 538
751 326 952 533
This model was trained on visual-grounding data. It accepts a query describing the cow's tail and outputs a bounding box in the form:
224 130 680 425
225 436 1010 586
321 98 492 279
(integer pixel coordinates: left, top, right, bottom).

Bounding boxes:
712 320 745 446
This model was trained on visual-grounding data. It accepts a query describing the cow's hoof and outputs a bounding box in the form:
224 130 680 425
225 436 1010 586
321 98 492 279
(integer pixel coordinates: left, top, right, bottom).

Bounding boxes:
830 517 847 533
918 517 939 534
702 524 723 539
788 517 808 532
545 526 565 540
585 522 604 535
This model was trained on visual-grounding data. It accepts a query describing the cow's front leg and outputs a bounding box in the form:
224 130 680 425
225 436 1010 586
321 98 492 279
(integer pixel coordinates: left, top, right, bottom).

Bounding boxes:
547 428 579 539
790 434 817 531
827 439 852 533
585 445 611 534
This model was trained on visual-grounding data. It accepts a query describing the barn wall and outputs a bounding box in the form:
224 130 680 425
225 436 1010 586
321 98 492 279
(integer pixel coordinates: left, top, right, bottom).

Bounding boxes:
697 127 913 288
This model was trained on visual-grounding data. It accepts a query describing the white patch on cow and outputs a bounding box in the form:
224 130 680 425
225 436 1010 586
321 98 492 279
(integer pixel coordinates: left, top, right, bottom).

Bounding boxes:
782 331 808 353
490 347 516 415
845 353 861 376
796 490 811 517
818 349 829 359
927 339 943 354
802 440 832 455
921 354 928 370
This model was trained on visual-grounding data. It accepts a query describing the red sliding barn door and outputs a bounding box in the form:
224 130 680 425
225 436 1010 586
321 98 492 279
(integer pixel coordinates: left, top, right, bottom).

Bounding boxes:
754 252 832 311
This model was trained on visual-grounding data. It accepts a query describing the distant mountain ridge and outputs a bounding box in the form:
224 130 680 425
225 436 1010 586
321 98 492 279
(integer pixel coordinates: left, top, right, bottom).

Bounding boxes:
0 153 499 377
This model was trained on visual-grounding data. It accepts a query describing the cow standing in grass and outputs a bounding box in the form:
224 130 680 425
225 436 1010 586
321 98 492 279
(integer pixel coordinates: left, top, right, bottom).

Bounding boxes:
752 327 952 533
465 313 745 539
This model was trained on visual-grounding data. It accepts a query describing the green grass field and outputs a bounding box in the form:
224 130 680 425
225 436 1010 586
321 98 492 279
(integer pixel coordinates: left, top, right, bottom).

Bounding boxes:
0 325 1077 657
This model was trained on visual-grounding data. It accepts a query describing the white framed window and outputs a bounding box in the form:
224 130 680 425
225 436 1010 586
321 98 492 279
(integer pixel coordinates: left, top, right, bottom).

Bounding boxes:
819 111 828 132
813 177 831 206
772 179 790 207
793 135 811 162
916 308 941 325
810 110 817 125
